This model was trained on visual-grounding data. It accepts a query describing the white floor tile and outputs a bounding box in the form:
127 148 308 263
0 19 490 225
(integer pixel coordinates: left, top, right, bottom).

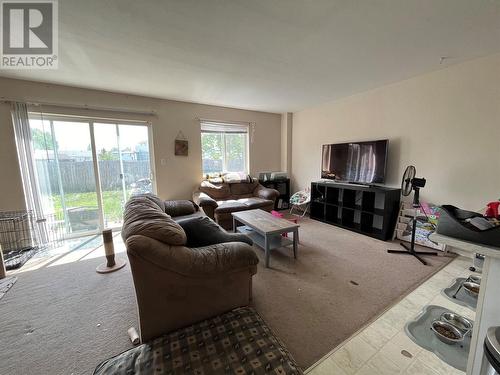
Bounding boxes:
378 330 421 371
415 350 465 375
403 357 442 375
357 325 391 351
380 303 418 329
357 352 401 375
307 356 349 375
329 336 378 375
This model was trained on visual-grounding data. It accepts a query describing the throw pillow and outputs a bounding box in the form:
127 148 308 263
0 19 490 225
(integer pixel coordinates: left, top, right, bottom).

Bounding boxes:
164 200 198 217
177 216 253 248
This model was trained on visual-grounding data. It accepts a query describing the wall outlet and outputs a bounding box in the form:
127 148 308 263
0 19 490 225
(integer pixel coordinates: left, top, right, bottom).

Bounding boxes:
160 158 166 166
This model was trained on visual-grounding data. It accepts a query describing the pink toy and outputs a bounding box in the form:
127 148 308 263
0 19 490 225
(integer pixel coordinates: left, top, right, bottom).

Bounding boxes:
271 211 298 238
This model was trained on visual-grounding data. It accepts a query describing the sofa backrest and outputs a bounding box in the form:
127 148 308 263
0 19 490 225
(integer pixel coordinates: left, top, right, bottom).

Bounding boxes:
198 181 231 200
198 179 260 200
229 179 258 198
122 194 187 246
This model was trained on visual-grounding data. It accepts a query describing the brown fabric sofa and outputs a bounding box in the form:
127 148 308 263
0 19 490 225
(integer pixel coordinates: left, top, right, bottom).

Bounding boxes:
122 194 259 342
193 178 279 229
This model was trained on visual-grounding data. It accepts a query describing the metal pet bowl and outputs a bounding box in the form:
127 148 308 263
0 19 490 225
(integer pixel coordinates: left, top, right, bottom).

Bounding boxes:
431 320 464 345
463 281 480 298
440 312 473 334
469 275 481 285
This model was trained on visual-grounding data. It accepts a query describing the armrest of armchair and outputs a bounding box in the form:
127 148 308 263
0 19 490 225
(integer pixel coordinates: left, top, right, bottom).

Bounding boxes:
192 191 218 219
253 184 280 202
126 235 258 277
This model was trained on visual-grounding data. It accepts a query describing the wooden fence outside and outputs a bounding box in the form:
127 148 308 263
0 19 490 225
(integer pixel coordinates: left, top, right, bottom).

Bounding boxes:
35 160 150 193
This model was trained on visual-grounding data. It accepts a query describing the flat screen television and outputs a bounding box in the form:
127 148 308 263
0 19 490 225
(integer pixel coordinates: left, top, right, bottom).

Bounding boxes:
321 140 388 184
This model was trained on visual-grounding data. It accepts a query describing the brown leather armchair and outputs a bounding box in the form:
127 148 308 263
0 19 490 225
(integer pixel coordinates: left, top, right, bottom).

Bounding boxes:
122 194 258 342
193 178 279 229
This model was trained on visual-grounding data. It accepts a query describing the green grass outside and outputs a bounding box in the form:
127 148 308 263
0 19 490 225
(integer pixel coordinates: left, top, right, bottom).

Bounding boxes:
52 190 125 223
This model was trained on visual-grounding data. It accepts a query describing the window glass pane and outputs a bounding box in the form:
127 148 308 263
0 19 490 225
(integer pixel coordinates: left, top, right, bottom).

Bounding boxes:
119 124 152 199
52 121 99 234
30 118 61 218
94 123 122 228
225 133 247 172
94 123 152 228
201 132 223 175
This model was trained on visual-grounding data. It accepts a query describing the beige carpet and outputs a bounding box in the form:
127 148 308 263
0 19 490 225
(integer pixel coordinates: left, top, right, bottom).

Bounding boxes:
251 218 452 368
0 218 452 374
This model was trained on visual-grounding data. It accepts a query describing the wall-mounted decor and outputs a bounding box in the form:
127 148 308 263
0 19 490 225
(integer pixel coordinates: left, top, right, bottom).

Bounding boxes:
175 131 188 156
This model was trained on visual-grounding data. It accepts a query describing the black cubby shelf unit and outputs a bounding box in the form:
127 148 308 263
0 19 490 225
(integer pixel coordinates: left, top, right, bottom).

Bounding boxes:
259 178 290 210
310 181 401 241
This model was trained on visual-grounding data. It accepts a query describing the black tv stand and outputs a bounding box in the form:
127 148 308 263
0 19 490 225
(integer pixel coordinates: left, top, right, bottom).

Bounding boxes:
310 181 400 241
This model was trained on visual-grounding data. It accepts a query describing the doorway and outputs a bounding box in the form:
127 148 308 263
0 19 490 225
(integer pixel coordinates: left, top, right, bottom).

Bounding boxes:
29 113 155 237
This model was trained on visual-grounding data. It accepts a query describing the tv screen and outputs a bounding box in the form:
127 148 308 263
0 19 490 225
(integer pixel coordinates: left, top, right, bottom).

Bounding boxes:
321 140 388 183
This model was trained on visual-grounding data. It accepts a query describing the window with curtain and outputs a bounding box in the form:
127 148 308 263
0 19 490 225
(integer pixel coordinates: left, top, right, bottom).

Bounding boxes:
200 121 249 176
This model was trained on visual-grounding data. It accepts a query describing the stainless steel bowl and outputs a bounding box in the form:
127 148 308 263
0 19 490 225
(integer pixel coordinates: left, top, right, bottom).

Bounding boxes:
469 275 481 285
463 281 480 297
431 320 464 345
440 312 473 334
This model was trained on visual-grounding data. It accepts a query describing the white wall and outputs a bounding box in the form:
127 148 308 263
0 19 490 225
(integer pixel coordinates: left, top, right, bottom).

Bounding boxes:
292 53 500 211
0 77 282 210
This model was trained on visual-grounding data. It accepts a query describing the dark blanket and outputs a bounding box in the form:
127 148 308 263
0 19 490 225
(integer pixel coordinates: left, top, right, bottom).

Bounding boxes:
94 307 303 375
177 216 253 248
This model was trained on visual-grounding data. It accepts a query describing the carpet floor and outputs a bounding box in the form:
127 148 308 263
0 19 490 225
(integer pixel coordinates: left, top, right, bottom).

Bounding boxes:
249 218 452 368
0 218 452 374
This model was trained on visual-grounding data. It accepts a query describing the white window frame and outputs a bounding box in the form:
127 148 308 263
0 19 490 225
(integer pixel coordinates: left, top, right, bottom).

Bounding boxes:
200 121 249 176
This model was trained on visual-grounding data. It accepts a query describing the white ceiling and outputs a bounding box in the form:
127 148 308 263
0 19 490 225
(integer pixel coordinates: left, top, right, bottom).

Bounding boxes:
2 0 500 113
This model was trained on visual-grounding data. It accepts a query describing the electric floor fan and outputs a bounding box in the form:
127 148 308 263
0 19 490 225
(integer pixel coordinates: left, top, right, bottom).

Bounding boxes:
387 165 438 265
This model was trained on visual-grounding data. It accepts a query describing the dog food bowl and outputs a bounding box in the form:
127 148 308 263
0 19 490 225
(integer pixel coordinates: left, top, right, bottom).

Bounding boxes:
469 275 481 284
431 320 464 345
440 312 473 334
463 281 480 297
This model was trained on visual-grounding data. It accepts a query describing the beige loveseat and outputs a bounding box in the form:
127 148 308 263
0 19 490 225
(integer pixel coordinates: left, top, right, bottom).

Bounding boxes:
193 178 279 229
122 194 259 342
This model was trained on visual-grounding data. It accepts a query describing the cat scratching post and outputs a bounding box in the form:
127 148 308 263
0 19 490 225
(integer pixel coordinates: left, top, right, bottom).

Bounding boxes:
128 327 140 345
96 229 126 274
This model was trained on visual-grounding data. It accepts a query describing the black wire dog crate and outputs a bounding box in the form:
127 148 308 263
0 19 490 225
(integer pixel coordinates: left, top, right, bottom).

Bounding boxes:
0 210 65 270
0 211 40 270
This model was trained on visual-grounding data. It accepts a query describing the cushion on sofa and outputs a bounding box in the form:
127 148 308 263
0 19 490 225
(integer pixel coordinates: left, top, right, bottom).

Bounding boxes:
214 200 249 214
164 199 198 217
229 179 259 196
171 209 205 222
176 216 253 247
199 180 231 199
239 197 272 209
122 195 187 246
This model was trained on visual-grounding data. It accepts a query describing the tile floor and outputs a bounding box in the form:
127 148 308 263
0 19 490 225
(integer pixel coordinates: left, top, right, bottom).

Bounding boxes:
306 255 475 375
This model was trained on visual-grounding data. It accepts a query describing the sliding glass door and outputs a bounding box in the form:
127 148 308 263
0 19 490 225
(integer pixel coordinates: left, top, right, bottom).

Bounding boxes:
29 114 154 237
94 123 153 228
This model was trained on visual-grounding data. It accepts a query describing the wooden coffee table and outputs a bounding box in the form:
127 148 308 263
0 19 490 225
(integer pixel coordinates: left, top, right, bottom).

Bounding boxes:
231 209 300 268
